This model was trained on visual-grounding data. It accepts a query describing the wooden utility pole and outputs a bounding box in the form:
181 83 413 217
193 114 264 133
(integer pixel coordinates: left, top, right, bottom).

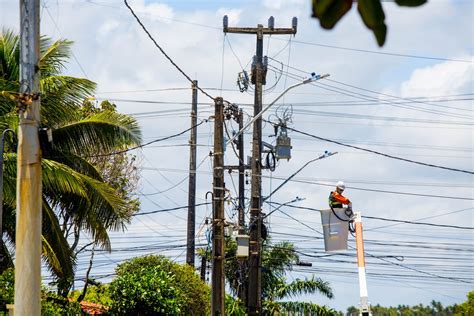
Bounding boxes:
237 109 245 234
211 97 225 315
237 109 246 304
16 0 42 315
224 16 297 315
186 80 198 267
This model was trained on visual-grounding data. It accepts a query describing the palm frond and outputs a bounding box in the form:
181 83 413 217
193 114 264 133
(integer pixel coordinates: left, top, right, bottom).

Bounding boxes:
52 110 142 155
39 38 73 77
43 159 132 249
42 200 75 280
0 29 20 82
40 76 96 127
274 277 334 300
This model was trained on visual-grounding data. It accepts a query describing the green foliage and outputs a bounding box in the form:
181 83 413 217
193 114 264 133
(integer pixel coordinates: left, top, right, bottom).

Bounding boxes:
225 238 334 314
0 29 142 298
41 290 82 316
0 269 80 315
0 269 14 311
267 301 341 315
110 266 182 315
70 282 113 308
225 295 246 316
312 0 427 46
454 291 474 316
110 255 210 315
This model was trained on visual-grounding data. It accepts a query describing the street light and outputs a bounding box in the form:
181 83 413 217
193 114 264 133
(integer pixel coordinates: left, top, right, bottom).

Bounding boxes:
225 72 330 146
0 129 15 259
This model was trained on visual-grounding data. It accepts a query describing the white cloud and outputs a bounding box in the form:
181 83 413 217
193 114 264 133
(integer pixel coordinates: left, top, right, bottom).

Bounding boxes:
97 19 120 38
400 57 473 97
130 0 175 23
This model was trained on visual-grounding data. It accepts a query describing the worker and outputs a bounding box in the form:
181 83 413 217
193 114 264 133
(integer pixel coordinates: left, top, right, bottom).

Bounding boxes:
329 181 352 211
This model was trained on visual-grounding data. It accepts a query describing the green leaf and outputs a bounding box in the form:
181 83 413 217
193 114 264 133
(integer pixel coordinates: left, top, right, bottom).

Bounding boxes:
395 0 427 6
312 0 353 29
357 0 387 46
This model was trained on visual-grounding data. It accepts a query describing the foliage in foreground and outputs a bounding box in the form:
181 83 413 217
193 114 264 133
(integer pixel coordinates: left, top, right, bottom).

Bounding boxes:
109 255 210 315
0 268 81 314
311 0 427 46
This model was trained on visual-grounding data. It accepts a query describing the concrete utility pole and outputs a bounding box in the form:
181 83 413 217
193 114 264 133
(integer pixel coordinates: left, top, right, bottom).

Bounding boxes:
224 16 297 315
186 80 198 267
16 0 42 315
211 97 225 315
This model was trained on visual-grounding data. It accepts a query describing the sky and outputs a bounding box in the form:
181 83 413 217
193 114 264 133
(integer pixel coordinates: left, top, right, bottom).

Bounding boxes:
1 0 473 312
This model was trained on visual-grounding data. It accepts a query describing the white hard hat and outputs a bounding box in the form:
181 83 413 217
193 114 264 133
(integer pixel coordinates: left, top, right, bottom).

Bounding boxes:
336 181 345 190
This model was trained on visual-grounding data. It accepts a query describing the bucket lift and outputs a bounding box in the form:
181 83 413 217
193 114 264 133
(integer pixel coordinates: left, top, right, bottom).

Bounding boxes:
321 208 372 316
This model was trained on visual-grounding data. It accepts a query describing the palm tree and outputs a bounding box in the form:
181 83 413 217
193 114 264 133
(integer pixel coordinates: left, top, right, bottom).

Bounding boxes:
225 238 336 315
0 29 141 293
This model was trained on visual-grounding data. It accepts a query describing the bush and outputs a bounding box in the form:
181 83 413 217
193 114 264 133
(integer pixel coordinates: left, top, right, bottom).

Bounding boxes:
109 255 210 315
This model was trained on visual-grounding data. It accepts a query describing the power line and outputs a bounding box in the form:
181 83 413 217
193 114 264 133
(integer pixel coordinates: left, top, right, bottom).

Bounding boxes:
132 203 211 216
123 0 215 101
266 202 474 230
82 119 207 158
263 176 473 201
363 215 474 230
276 38 473 63
283 125 474 175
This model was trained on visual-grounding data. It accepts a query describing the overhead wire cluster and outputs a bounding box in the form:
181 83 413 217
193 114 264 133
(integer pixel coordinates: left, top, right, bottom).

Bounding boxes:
47 0 474 302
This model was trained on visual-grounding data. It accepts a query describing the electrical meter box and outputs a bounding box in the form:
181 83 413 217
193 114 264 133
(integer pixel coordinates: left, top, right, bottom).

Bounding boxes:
236 235 249 258
320 208 350 252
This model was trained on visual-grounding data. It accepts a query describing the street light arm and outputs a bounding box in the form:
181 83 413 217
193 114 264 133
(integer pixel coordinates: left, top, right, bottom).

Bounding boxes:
263 151 337 202
226 73 330 146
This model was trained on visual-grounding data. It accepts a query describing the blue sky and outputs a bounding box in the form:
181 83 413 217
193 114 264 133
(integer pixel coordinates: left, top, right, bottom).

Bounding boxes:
1 0 473 312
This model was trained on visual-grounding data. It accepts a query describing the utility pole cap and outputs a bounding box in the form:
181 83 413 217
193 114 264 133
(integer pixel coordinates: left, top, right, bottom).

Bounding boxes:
223 15 228 32
268 16 274 29
292 17 298 33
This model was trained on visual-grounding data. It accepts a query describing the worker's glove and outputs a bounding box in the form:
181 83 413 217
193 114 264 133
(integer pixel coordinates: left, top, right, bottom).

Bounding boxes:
348 202 353 211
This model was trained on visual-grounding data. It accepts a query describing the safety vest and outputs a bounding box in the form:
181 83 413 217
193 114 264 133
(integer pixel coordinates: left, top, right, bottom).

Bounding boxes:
328 191 343 209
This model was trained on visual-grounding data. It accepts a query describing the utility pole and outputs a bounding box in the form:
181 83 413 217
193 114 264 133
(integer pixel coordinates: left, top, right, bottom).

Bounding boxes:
16 0 42 315
211 97 225 315
186 80 198 267
236 109 246 303
237 109 245 234
224 16 297 315
354 212 372 316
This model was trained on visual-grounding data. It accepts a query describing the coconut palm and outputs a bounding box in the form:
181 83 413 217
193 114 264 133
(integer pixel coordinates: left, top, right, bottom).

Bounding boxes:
0 29 141 291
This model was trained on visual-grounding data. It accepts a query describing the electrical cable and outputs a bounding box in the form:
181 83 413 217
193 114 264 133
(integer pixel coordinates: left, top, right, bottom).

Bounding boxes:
123 0 215 101
283 124 474 175
262 176 473 201
82 119 207 158
274 38 473 63
266 202 474 230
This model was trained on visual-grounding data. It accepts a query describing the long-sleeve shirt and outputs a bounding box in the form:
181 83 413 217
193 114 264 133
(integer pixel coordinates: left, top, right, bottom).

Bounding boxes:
328 191 350 208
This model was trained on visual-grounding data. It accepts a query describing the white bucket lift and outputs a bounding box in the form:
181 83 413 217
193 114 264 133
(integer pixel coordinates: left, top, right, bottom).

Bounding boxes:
320 208 351 252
